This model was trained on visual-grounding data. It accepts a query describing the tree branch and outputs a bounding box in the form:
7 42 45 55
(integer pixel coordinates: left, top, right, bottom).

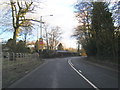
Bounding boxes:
20 19 44 23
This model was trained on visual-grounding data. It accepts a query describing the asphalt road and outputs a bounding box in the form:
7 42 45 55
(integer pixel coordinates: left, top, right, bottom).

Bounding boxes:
9 56 118 89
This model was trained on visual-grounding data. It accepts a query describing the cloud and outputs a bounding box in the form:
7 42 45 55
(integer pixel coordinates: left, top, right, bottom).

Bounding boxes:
0 0 79 48
32 0 79 48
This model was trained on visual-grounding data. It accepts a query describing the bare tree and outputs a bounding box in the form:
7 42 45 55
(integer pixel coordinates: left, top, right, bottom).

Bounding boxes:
43 24 49 50
49 26 62 50
0 0 42 52
43 25 62 50
19 21 34 46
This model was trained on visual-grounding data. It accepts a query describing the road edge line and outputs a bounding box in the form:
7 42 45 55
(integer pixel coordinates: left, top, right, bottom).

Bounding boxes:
68 59 99 90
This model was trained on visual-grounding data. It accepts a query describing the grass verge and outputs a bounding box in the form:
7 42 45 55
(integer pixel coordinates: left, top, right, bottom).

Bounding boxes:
2 54 44 88
83 56 119 72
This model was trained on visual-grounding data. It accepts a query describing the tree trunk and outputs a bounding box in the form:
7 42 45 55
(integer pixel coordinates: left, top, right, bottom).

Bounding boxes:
12 29 17 52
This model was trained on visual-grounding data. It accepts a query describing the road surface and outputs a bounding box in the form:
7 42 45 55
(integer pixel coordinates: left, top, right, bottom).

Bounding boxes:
9 56 118 89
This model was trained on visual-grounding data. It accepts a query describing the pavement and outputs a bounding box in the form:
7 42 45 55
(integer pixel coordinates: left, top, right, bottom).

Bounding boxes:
8 56 119 89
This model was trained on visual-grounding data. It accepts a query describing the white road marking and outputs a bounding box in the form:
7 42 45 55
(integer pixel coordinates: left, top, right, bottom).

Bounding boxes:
68 59 99 90
69 60 74 66
79 70 82 73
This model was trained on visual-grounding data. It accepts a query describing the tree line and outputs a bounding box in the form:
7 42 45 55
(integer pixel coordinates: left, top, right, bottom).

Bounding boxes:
74 1 119 61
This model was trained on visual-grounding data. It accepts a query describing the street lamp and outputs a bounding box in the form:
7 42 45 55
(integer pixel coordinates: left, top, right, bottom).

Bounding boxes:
39 14 53 51
40 14 53 38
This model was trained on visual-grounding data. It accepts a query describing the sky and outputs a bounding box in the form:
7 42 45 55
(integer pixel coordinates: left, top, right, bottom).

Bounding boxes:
0 0 79 49
36 0 79 49
0 0 118 49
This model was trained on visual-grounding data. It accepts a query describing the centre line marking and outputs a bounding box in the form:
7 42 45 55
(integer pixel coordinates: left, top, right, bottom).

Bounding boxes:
68 59 99 90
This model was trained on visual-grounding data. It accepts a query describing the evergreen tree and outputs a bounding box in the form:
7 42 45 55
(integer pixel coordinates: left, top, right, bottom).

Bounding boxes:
91 2 114 58
74 1 117 60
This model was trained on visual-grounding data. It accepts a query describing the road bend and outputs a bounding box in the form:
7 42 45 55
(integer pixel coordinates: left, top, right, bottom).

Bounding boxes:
9 57 118 89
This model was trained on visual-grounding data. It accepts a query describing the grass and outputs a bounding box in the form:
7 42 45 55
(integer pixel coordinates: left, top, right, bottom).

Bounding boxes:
83 56 119 71
2 53 44 88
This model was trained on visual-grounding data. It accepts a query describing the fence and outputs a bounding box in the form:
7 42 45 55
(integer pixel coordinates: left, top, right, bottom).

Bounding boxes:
3 52 33 60
2 52 41 71
2 52 42 88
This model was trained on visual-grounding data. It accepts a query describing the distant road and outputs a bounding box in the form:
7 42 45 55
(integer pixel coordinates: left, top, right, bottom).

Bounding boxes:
9 56 118 89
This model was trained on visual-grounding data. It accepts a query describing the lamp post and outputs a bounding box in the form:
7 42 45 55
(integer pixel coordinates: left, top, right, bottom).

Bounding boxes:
38 15 53 51
40 16 42 38
40 15 53 38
